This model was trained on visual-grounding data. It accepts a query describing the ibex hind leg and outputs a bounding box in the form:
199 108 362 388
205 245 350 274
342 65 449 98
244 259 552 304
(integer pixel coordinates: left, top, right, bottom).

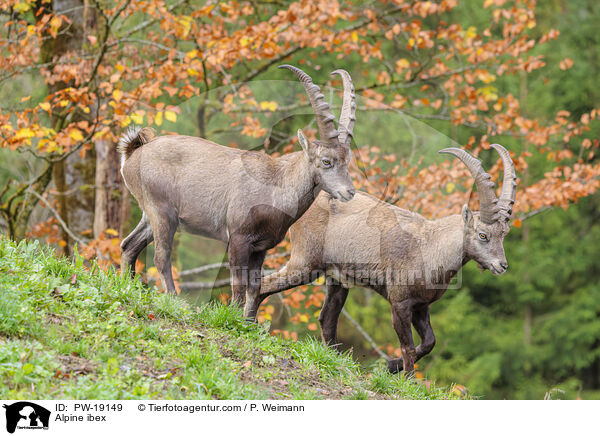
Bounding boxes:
319 279 349 347
147 208 178 296
121 212 154 278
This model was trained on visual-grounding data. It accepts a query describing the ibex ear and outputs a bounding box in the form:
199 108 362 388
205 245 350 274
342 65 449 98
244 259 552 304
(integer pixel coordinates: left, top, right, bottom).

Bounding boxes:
297 129 309 156
462 204 473 227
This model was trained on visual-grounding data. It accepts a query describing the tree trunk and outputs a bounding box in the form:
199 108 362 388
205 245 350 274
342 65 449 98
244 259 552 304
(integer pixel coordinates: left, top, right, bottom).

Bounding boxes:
40 0 97 251
93 138 126 238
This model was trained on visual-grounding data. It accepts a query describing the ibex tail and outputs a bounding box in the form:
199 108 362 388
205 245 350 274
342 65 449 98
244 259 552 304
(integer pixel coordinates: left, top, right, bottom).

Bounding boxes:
118 126 156 160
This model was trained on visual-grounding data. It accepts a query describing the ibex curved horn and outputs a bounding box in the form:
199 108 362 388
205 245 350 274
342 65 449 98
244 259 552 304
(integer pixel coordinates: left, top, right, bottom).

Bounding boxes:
330 69 356 147
439 147 500 224
490 143 517 221
279 65 339 143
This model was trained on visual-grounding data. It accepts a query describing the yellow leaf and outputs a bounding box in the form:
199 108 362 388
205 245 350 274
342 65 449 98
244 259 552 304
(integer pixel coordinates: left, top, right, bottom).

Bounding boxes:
165 110 177 122
14 2 31 13
299 314 309 323
465 26 477 39
130 111 144 125
39 139 57 152
39 102 51 112
477 71 496 84
120 116 131 128
69 129 83 141
176 16 192 38
187 68 199 76
314 276 325 285
446 182 455 193
351 31 358 43
396 58 410 71
477 85 498 101
82 106 90 114
259 101 278 111
239 36 251 47
15 128 35 139
113 89 123 102
155 112 163 126
59 100 69 107
105 228 118 236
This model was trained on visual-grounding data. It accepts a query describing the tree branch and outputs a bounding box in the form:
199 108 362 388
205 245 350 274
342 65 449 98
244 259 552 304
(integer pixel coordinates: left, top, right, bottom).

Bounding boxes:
341 308 389 360
25 188 88 246
178 251 290 277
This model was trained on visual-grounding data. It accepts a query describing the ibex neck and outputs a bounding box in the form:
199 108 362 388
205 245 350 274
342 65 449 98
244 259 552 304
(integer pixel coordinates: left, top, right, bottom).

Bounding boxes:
425 214 466 284
275 151 320 220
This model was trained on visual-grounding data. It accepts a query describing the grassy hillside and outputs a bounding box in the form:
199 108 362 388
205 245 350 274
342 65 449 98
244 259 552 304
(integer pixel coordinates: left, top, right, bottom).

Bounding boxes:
0 237 462 400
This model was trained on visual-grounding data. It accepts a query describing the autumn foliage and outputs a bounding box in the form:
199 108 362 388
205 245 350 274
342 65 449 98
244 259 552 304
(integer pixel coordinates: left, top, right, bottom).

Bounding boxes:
1 0 599 371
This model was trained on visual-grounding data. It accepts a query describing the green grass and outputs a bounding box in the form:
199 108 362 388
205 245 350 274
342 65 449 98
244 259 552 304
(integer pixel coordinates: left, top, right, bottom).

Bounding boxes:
0 237 464 400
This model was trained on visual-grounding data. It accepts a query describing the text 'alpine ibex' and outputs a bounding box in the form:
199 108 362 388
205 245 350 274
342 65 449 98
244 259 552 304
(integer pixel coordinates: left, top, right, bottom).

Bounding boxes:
119 65 357 316
256 144 517 373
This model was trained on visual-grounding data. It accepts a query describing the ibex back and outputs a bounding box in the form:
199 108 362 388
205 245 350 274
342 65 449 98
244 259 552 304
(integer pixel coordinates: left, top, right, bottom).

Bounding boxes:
256 145 517 373
120 66 357 316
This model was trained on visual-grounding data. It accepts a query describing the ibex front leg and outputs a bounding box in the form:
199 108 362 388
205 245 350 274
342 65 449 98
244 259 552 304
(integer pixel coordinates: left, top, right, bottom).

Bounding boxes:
228 234 251 309
319 280 349 347
387 304 435 372
243 251 266 320
412 305 436 360
388 300 417 374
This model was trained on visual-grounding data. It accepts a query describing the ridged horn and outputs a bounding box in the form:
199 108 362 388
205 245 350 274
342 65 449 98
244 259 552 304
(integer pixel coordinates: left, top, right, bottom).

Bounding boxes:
330 69 356 148
279 65 339 143
439 147 500 224
490 143 517 221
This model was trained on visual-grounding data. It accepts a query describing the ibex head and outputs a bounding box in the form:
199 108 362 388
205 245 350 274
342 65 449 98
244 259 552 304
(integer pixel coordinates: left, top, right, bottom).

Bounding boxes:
280 65 356 201
440 144 517 275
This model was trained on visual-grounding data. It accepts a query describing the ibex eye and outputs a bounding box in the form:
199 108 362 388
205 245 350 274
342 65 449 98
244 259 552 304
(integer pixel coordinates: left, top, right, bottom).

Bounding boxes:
321 159 333 168
478 232 488 241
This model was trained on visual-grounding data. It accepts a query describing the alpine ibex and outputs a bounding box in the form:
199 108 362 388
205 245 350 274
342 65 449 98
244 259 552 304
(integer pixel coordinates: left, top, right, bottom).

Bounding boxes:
119 66 357 316
256 144 517 373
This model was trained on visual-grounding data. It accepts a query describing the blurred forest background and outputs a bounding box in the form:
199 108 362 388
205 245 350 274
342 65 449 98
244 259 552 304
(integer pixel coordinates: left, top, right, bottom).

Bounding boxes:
1 0 599 399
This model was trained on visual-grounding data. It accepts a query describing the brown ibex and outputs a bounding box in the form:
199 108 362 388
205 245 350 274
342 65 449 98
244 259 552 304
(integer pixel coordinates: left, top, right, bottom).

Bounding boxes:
119 66 357 316
256 144 517 373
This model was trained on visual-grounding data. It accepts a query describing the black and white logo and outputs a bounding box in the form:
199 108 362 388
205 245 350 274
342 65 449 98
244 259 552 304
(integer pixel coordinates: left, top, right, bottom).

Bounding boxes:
2 402 50 434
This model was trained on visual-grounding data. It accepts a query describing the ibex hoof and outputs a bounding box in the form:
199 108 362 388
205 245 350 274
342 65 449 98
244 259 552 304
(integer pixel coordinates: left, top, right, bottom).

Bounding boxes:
387 358 404 374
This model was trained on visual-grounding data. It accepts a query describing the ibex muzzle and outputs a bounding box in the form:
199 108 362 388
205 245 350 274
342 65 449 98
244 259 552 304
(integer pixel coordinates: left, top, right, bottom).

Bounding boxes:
119 66 357 318
256 144 517 373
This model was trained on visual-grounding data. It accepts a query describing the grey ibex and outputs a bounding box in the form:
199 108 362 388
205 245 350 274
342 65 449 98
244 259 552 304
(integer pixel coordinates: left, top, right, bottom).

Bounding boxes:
256 144 517 373
119 66 357 315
